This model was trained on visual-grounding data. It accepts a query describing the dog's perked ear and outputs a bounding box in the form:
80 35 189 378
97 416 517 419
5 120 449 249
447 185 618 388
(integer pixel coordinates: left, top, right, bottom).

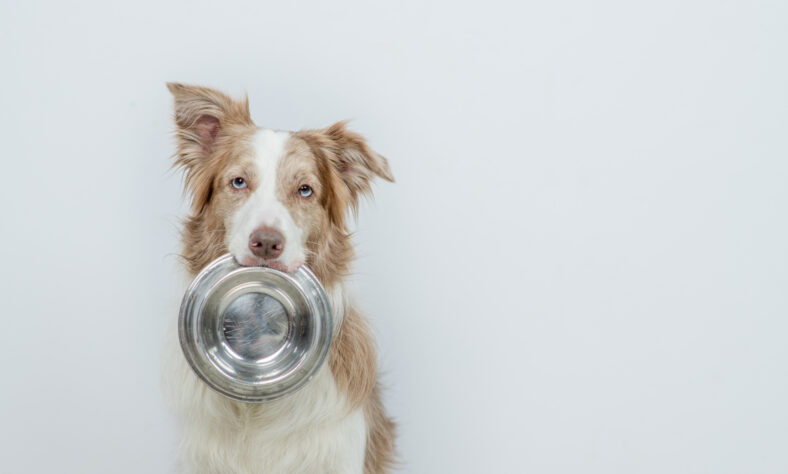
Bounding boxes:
166 83 254 211
322 121 394 214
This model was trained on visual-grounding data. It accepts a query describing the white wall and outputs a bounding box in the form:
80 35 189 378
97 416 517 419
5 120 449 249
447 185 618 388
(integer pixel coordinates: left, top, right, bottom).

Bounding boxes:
2 1 787 472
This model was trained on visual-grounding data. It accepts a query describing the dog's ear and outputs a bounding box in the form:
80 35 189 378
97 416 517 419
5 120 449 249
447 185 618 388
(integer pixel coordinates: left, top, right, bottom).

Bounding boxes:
323 121 394 210
296 122 393 226
167 83 253 211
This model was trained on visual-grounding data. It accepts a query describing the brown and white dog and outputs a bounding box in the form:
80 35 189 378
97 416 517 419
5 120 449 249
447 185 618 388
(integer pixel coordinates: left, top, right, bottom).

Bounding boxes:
162 83 395 473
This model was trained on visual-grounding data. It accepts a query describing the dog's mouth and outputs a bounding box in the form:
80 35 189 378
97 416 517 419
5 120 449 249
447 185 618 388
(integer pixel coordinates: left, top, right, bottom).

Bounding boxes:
236 255 302 274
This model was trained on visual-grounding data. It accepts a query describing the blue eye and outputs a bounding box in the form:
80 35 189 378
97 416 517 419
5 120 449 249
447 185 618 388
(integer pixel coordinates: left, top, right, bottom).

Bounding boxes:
232 177 247 189
298 185 313 198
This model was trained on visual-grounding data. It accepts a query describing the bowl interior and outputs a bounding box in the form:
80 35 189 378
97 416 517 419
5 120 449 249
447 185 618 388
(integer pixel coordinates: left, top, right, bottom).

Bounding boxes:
221 291 290 361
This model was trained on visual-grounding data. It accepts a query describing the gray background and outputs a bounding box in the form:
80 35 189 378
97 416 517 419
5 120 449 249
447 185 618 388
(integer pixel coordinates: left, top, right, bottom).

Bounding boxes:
2 0 787 472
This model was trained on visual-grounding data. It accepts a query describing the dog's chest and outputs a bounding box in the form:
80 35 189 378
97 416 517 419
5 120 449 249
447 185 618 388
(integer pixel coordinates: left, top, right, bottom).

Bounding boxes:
168 345 367 473
214 370 365 473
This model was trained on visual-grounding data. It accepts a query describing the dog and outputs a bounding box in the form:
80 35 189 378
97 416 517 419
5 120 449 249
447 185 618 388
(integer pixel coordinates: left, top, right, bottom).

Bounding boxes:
162 83 396 473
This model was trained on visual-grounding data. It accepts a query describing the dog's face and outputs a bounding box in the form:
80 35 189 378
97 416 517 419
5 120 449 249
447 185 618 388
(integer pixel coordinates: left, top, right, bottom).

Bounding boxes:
211 129 324 273
168 83 393 280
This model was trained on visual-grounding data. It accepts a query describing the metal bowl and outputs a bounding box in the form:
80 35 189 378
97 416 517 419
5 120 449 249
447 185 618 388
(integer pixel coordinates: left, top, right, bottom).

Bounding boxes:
178 254 333 402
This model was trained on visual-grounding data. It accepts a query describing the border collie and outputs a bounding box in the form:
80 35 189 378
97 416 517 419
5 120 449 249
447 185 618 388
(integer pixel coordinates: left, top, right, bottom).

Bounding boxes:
162 83 396 473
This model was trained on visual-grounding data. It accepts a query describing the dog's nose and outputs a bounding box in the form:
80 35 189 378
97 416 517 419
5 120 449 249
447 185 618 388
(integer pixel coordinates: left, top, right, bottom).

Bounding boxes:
248 227 285 260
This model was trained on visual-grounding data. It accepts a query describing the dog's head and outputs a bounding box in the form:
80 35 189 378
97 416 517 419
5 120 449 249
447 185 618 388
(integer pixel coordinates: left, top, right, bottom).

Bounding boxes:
168 83 393 283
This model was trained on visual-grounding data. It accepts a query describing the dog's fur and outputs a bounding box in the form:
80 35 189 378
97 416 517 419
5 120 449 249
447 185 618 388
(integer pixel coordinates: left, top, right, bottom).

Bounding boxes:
162 83 395 473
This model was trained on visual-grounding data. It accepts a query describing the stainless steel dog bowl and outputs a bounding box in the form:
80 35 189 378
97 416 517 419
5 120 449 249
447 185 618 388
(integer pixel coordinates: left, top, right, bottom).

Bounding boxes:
179 254 333 402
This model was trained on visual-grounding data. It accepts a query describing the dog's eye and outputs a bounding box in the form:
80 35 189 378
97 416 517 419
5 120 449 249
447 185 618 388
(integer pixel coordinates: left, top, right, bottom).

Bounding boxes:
298 185 313 198
232 177 247 189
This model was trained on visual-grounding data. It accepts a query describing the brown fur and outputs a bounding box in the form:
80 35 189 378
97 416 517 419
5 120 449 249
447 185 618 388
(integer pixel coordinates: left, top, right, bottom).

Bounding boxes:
168 83 397 472
329 307 378 409
330 307 397 473
364 385 398 474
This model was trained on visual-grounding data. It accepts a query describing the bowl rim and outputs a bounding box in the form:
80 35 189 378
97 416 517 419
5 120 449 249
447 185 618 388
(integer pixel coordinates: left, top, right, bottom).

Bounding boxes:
178 254 333 402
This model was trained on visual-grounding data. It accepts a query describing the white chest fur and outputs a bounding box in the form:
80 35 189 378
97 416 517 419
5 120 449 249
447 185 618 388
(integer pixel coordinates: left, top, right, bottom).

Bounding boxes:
162 284 366 474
